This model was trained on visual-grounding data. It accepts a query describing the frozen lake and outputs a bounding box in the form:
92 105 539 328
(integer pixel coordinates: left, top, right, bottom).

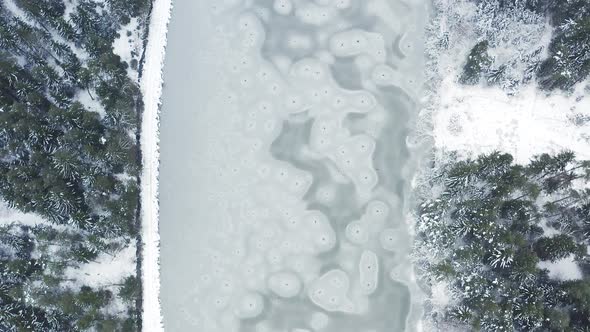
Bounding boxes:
159 0 426 331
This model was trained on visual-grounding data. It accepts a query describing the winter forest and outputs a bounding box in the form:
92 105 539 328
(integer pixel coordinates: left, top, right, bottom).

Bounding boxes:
0 0 149 330
0 0 589 331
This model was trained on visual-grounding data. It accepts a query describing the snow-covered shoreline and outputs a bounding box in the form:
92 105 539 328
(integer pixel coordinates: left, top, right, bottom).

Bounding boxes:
139 0 172 330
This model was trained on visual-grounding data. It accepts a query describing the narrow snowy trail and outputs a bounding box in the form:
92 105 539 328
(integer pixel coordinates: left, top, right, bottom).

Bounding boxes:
140 0 172 330
157 1 427 331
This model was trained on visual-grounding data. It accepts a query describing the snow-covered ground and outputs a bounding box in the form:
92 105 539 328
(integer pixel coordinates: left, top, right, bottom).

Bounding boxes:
113 16 145 81
433 79 590 165
0 201 47 227
538 254 584 281
138 0 172 330
63 244 137 287
425 0 589 165
425 0 590 165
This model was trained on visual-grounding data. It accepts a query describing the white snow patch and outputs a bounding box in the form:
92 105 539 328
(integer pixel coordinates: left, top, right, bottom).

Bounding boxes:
0 201 48 227
433 78 590 164
113 18 138 62
538 254 583 281
3 0 32 23
74 89 105 117
139 0 172 330
538 219 562 237
430 280 453 310
64 243 137 287
102 293 130 317
63 0 78 20
113 17 143 81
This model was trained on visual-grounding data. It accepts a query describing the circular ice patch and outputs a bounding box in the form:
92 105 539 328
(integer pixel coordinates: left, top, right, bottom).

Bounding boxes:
356 168 378 189
312 229 337 252
366 200 389 219
273 0 293 15
308 269 351 311
267 271 302 298
359 250 379 295
379 228 399 252
235 292 265 319
350 91 377 111
284 94 306 113
371 64 397 86
345 221 369 245
350 135 375 156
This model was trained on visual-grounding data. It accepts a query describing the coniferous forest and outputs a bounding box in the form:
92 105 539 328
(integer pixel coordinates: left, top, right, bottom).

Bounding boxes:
423 1 590 329
460 0 590 91
417 152 590 331
0 0 149 330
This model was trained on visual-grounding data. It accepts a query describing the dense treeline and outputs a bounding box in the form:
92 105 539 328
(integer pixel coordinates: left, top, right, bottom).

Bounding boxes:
0 0 149 330
417 151 590 331
0 0 141 235
462 0 590 91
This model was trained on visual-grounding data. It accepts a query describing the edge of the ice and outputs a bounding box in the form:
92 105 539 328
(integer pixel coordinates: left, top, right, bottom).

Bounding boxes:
139 0 172 330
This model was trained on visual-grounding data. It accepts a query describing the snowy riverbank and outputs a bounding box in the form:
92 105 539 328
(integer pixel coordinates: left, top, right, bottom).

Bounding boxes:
139 0 172 330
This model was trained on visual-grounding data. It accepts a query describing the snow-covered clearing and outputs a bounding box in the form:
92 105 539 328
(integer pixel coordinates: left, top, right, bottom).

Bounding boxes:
0 201 47 227
64 244 137 287
113 17 144 81
538 254 584 281
429 280 454 310
74 89 105 117
62 243 137 316
426 0 590 165
138 0 172 330
433 79 590 164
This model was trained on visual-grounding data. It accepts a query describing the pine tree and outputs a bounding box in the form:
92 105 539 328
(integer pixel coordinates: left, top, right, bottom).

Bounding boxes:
534 234 585 262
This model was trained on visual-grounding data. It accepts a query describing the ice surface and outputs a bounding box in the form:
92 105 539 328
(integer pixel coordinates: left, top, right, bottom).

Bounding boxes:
359 250 380 295
235 291 266 319
268 271 303 298
308 269 354 312
158 0 426 330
